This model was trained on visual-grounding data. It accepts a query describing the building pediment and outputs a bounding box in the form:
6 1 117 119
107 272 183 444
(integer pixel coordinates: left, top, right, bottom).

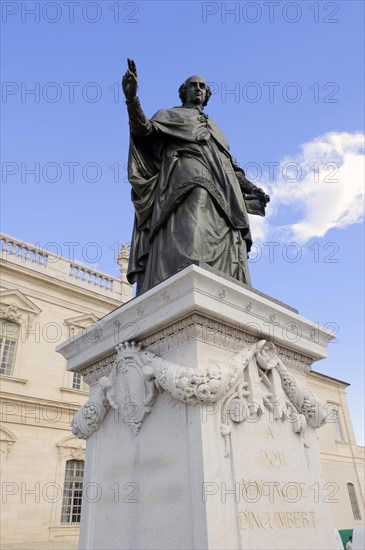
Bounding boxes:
64 313 99 340
64 313 98 331
0 289 41 327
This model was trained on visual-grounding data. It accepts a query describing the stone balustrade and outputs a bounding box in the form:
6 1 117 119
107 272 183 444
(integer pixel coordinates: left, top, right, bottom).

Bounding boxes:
68 262 114 291
1 235 49 267
1 233 132 301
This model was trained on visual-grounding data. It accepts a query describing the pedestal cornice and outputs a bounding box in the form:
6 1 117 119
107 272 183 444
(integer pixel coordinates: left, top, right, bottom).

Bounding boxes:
57 265 334 374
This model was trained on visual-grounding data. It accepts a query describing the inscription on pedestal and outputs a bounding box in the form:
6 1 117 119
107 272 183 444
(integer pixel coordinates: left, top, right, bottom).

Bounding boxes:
259 450 286 468
238 510 317 530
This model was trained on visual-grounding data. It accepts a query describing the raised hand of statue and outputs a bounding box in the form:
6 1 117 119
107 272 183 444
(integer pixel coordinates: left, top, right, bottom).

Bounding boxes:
122 58 138 102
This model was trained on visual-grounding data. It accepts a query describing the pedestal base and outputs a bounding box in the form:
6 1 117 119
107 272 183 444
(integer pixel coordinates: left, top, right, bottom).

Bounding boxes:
57 266 338 550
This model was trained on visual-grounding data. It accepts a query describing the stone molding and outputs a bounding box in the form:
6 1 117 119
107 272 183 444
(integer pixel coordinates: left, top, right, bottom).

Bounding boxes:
48 525 80 542
138 313 313 374
0 394 81 431
275 345 312 374
140 313 255 353
82 354 117 386
0 374 28 385
1 260 123 310
57 266 335 373
79 314 313 388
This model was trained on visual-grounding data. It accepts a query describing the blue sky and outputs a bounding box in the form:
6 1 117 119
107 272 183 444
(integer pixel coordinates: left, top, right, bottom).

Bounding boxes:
1 1 364 443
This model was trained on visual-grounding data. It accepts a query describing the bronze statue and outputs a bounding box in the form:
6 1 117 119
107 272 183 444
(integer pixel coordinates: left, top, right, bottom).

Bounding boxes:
122 59 269 296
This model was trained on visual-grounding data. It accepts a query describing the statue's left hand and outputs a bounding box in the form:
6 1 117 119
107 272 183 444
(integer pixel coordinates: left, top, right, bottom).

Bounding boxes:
253 187 270 204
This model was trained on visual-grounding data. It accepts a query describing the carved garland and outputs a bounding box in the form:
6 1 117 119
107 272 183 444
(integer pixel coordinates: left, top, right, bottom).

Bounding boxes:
71 340 326 457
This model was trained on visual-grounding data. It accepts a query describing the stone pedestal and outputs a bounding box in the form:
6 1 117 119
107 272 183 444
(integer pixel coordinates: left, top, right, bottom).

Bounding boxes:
57 266 339 550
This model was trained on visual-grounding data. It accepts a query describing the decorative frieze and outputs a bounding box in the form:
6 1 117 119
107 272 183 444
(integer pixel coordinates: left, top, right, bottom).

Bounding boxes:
140 313 256 354
82 354 117 386
275 345 313 374
139 313 313 374
78 315 313 391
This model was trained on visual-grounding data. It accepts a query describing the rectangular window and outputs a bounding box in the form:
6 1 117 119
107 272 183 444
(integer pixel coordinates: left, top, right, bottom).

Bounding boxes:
0 321 19 376
72 372 82 390
72 372 87 391
61 460 84 524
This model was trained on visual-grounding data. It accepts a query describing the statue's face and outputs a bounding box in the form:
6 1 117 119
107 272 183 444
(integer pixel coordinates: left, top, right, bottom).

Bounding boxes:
185 75 207 106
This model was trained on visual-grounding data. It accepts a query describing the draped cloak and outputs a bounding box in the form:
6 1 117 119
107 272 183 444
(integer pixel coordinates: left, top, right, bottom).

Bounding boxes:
126 106 263 295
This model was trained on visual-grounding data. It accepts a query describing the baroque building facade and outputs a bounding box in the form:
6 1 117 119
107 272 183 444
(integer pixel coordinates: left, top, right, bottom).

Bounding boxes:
307 371 364 532
0 233 132 549
0 233 363 548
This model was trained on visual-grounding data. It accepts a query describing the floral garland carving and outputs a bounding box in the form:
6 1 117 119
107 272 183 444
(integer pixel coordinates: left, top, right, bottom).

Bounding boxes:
71 340 326 454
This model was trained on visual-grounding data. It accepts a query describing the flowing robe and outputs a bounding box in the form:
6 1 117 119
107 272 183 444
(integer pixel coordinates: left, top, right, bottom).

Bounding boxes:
127 105 262 295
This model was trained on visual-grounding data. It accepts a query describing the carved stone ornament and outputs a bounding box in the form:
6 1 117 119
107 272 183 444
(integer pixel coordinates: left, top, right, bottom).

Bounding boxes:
220 341 326 457
56 436 86 462
0 303 23 323
0 290 42 332
71 341 327 456
71 446 86 460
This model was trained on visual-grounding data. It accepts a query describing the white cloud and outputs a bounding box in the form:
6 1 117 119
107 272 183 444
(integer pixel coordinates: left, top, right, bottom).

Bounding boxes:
250 131 365 243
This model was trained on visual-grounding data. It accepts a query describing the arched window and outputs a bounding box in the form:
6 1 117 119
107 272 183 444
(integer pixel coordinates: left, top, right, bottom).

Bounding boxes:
60 460 84 524
347 483 362 520
0 320 19 376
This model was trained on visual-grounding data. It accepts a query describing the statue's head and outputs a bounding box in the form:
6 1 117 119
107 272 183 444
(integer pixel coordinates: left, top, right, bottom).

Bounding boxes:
178 75 212 107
